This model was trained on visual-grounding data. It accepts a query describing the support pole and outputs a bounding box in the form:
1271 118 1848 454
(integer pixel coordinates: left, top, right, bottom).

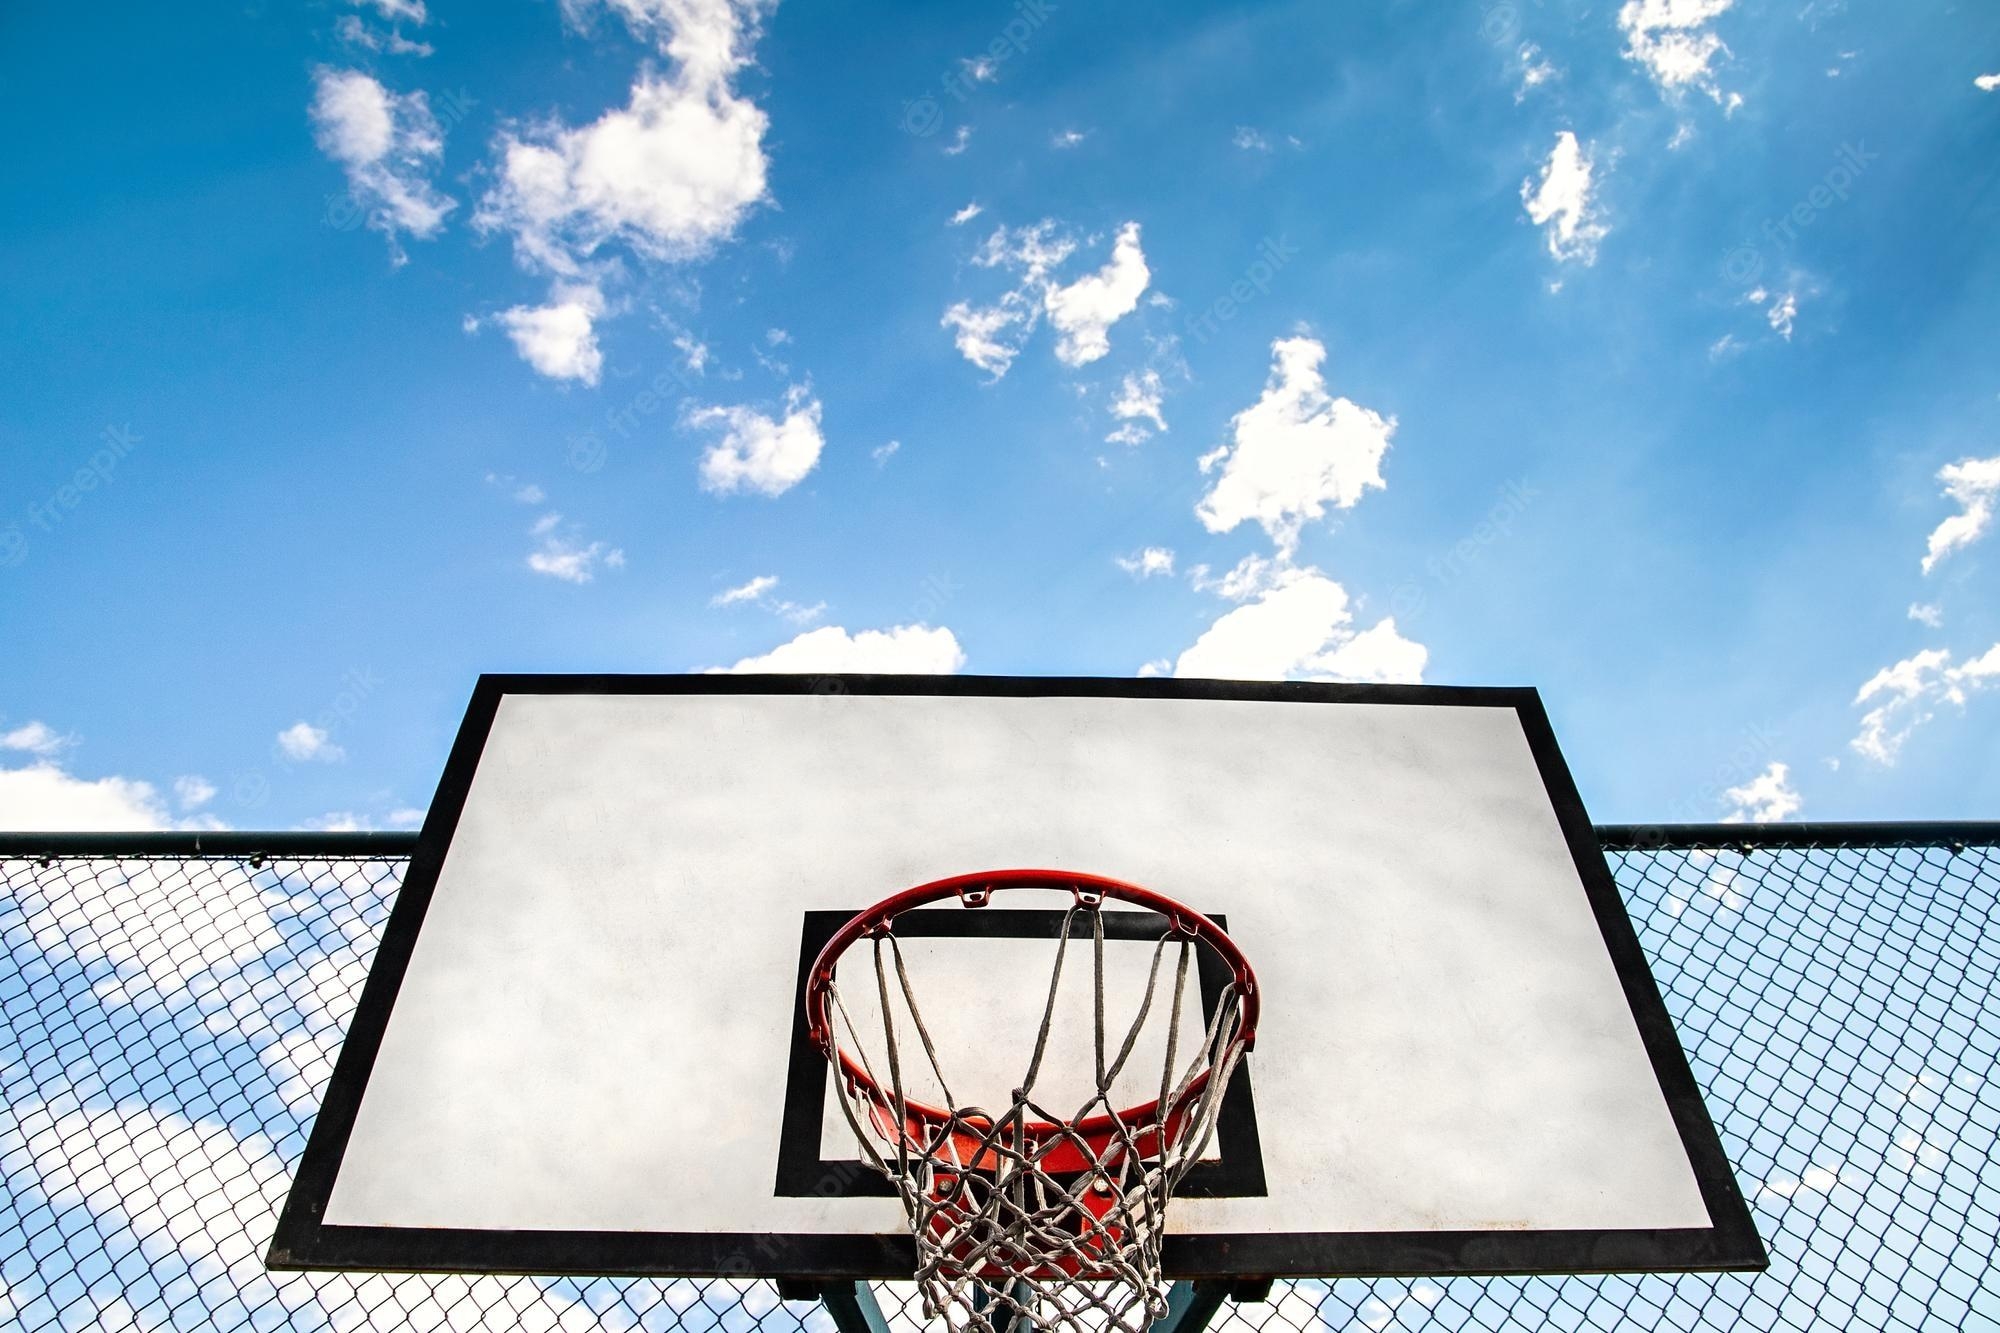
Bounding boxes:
779 1275 1271 1333
969 1278 1036 1333
1149 1279 1273 1333
776 1282 891 1333
1150 1280 1223 1333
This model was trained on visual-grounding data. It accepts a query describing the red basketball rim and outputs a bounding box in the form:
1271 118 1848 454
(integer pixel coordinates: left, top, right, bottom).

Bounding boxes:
804 868 1259 1146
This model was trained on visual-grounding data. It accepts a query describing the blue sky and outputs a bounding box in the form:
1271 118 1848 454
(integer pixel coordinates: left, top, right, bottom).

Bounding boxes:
2 0 1997 831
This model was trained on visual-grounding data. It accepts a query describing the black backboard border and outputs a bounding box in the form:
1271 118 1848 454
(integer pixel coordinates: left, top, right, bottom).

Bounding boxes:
267 673 1767 1280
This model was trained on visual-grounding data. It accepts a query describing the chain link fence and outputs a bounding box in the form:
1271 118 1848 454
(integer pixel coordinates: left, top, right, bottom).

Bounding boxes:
2 827 1996 1332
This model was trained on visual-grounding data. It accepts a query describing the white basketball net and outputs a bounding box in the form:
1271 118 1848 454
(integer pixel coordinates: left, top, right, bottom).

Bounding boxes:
821 901 1252 1333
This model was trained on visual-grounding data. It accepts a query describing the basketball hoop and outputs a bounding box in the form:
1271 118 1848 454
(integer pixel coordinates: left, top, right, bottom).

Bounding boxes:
805 870 1259 1333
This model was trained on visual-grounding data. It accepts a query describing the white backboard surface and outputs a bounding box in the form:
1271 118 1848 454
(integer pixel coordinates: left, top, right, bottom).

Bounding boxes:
270 676 1763 1280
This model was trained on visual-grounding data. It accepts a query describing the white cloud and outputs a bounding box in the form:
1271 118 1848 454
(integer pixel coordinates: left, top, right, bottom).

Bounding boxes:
1052 129 1089 148
1978 74 2000 92
304 811 372 832
334 15 435 56
709 574 822 623
1188 552 1283 602
514 482 546 504
1760 1160 1848 1200
688 384 825 496
940 223 1069 377
1851 642 2000 763
1196 337 1394 555
309 68 456 263
1908 602 1944 629
0 763 170 830
1708 333 1744 360
173 775 218 811
942 297 1035 379
277 721 345 763
527 527 625 582
1921 455 2000 574
475 0 770 281
766 327 790 346
1617 0 1737 101
355 0 427 20
0 728 234 830
945 220 1148 378
1 720 73 757
1044 222 1150 367
873 439 901 465
1766 290 1799 340
1232 127 1271 152
1515 43 1560 100
752 341 789 378
300 805 418 831
714 624 966 674
1107 369 1167 444
708 572 824 624
949 201 984 226
961 55 999 83
943 125 973 155
674 330 710 372
1854 648 1950 763
1745 280 1811 339
712 573 779 605
1116 547 1175 579
497 283 606 384
1521 131 1607 264
974 221 1077 284
1173 568 1426 684
1720 761 1802 824
1314 618 1431 682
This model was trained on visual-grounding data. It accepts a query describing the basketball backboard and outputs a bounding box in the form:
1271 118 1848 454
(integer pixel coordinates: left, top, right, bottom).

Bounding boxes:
269 675 1764 1281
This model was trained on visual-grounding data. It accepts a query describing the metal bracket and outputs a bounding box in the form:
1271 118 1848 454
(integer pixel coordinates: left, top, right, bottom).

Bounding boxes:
777 1277 1272 1333
776 1282 891 1333
1151 1279 1274 1333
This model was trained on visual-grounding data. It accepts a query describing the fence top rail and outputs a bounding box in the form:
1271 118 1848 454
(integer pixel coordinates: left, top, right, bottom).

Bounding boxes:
0 821 1995 863
0 831 422 860
1592 820 2000 850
